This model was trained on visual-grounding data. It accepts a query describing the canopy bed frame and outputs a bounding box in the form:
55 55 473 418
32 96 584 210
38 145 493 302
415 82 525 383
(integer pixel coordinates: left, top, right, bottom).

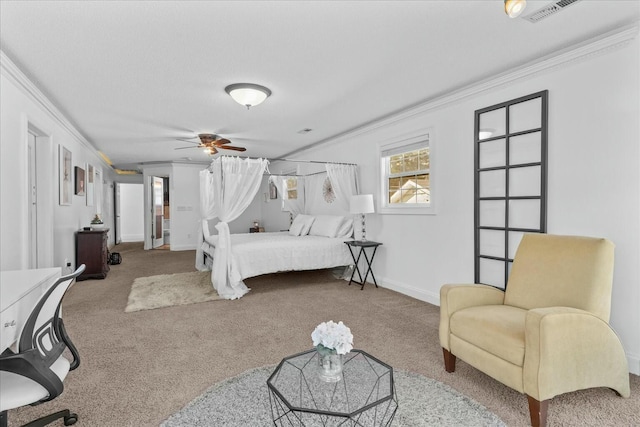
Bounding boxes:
196 156 359 300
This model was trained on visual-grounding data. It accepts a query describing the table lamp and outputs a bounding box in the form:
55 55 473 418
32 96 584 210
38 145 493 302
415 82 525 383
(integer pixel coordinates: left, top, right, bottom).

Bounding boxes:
350 194 375 241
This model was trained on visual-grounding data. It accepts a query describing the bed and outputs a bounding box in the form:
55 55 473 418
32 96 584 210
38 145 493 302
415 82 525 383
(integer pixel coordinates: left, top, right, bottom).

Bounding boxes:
201 214 354 285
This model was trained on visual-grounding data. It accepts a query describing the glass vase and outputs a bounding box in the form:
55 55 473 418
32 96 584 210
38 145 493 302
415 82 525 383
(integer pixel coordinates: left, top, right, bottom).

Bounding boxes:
317 351 343 382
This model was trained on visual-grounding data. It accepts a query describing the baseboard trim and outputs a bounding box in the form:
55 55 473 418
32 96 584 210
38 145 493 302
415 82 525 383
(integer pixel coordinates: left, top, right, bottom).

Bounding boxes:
627 353 640 376
121 234 144 242
377 276 440 306
168 244 197 251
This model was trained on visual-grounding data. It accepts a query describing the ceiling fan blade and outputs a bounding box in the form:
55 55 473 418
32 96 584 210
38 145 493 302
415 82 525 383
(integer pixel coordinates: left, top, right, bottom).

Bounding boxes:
219 145 246 152
213 138 231 145
209 147 218 155
174 146 201 150
176 137 199 143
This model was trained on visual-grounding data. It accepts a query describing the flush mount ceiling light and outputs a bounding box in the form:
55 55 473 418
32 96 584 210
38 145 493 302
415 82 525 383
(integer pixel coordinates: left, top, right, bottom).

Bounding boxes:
505 0 527 18
225 83 272 109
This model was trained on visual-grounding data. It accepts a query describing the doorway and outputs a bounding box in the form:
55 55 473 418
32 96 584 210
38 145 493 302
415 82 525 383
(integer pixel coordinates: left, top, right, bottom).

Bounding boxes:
115 183 145 243
27 131 38 267
150 176 171 249
26 124 54 269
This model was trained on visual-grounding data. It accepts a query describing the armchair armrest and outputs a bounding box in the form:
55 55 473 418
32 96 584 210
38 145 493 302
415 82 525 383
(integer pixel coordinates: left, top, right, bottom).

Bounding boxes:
523 306 630 401
439 284 505 350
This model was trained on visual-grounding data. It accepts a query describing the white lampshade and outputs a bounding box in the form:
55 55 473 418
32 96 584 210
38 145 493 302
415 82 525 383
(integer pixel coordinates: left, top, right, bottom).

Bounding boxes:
350 194 375 214
225 83 272 109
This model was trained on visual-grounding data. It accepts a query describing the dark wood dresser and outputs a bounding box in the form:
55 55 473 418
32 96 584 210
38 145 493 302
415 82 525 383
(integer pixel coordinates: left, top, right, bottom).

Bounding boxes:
76 229 110 280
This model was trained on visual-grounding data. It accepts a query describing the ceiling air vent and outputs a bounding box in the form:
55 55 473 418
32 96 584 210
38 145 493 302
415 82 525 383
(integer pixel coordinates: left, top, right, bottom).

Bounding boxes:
522 0 581 23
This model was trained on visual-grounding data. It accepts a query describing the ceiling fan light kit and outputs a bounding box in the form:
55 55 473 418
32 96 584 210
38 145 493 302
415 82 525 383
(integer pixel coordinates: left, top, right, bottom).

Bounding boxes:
225 83 272 109
504 0 526 18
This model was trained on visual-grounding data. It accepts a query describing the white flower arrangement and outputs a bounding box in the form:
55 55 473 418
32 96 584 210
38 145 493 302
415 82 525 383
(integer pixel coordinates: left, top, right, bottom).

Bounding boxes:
311 320 353 356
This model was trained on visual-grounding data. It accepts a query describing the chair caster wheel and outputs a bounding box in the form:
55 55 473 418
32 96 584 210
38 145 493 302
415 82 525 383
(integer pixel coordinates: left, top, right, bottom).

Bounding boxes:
64 413 78 425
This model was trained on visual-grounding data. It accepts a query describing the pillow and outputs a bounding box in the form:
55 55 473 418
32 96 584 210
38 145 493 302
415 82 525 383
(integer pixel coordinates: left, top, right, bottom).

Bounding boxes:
308 215 347 238
289 214 315 236
335 217 354 238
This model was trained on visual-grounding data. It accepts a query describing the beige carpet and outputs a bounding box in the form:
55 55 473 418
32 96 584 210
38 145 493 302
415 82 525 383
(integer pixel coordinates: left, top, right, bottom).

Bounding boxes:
125 271 221 312
7 242 640 427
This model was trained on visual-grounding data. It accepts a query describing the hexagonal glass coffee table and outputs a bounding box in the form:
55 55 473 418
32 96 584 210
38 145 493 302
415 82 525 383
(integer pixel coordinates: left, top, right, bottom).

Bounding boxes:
267 349 398 426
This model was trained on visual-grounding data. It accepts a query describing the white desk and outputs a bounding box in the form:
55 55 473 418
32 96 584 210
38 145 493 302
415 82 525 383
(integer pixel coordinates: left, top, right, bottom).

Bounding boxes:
1 267 61 352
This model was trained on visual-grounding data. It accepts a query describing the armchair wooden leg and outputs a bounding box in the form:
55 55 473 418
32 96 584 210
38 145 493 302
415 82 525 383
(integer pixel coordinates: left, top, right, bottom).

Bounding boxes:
442 348 456 372
527 395 548 427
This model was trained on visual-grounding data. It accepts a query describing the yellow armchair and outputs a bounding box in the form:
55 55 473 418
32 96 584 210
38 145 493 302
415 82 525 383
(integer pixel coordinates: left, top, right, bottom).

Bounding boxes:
439 234 630 427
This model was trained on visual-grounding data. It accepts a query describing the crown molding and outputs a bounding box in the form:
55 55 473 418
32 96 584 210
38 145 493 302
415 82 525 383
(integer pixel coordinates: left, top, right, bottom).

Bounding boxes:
284 22 639 158
0 50 109 167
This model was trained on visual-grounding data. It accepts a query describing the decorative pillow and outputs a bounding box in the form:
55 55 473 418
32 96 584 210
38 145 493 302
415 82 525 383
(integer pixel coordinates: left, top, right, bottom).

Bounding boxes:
335 217 354 238
289 214 315 236
309 215 346 238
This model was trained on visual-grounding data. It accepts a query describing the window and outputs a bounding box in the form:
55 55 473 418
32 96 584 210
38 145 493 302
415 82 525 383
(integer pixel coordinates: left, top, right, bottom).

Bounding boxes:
379 132 434 215
285 177 298 200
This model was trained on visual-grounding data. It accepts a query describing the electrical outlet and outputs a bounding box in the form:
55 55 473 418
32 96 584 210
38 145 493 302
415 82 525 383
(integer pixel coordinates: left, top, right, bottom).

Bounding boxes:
64 259 72 273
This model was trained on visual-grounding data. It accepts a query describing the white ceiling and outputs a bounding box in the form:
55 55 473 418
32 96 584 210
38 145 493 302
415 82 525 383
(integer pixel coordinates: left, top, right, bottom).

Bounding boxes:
1 1 638 170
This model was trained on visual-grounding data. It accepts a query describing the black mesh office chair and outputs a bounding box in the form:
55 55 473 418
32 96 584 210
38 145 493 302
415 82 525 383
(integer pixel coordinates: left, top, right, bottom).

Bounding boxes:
0 265 85 427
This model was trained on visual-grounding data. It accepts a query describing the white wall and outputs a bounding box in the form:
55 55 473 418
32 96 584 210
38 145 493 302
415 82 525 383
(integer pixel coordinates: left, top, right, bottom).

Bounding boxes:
264 29 640 373
119 183 144 242
1 55 117 273
170 163 206 250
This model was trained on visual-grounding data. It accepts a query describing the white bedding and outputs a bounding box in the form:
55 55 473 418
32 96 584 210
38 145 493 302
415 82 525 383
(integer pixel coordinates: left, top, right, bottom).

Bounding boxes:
203 231 352 280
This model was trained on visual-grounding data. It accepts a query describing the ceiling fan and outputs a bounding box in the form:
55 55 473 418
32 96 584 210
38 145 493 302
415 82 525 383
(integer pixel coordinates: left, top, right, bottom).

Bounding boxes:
175 133 247 155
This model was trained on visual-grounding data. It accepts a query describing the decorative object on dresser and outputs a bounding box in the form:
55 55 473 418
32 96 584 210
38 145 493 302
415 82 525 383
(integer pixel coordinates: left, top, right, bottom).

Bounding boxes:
90 213 105 229
76 229 110 280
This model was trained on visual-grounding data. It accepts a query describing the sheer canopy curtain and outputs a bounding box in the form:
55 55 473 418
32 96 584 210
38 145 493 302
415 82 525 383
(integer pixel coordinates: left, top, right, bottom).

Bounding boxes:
269 175 305 217
325 164 359 211
197 156 269 299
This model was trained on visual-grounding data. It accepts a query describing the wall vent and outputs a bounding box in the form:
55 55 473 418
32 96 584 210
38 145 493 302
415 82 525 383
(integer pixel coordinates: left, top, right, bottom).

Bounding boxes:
522 0 581 23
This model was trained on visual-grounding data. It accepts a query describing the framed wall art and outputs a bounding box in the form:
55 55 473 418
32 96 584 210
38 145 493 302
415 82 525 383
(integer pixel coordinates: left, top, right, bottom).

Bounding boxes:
86 164 95 206
59 145 72 205
75 166 86 196
269 180 278 199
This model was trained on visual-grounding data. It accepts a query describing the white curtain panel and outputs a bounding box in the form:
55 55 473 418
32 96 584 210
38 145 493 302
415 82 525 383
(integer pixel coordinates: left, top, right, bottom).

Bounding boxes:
303 174 325 214
325 164 359 211
195 169 219 271
195 156 269 298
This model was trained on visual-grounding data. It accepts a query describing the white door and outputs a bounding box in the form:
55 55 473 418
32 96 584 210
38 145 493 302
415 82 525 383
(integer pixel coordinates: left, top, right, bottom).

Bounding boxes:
152 177 164 248
114 183 122 244
28 132 38 267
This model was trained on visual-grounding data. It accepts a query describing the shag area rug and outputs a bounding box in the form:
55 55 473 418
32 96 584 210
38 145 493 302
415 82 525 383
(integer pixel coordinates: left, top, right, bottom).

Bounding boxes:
161 366 506 427
125 271 222 312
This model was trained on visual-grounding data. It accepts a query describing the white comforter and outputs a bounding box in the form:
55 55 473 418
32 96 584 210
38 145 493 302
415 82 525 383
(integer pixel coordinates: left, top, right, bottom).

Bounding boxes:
203 231 352 280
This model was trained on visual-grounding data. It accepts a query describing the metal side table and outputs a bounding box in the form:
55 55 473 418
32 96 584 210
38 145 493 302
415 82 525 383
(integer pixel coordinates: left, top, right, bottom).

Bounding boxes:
345 240 382 290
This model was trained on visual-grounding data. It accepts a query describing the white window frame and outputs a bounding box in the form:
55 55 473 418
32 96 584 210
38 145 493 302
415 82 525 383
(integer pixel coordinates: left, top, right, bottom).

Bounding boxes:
378 130 435 215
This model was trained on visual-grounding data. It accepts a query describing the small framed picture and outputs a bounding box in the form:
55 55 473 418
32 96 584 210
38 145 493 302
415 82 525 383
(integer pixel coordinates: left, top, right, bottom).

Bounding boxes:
75 166 86 196
86 164 95 206
59 145 72 205
269 180 278 199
